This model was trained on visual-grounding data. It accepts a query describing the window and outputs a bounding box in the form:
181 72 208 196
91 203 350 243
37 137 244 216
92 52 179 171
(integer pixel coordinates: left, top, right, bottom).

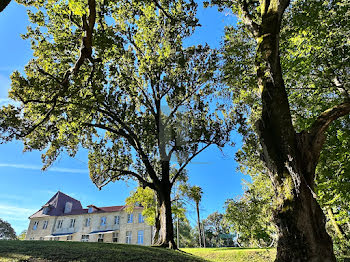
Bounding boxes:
64 202 72 213
88 207 93 213
100 216 106 226
127 214 133 223
70 219 76 228
54 237 60 241
42 220 48 229
138 213 144 223
137 230 144 244
33 221 39 230
81 235 89 242
67 235 72 241
85 218 91 227
114 216 120 225
126 231 132 244
57 220 63 229
42 206 50 215
39 237 44 240
98 234 104 242
112 232 119 243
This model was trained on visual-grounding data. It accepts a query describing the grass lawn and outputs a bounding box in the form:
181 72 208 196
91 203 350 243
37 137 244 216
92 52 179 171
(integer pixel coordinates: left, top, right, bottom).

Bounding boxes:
0 240 205 262
0 240 277 262
182 247 276 262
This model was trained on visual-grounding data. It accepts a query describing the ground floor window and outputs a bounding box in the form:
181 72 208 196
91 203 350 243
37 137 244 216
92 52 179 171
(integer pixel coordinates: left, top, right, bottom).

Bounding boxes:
126 231 132 244
137 230 144 244
67 235 72 241
81 235 89 242
98 234 104 242
113 232 119 243
39 237 44 240
54 237 59 241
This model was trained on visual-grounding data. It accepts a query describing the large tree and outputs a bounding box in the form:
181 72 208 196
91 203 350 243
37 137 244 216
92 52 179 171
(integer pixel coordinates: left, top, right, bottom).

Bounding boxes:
0 0 234 248
216 0 350 260
0 219 16 240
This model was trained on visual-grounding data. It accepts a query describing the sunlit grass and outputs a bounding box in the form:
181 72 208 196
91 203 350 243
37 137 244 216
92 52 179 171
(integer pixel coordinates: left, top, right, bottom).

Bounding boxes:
182 247 276 262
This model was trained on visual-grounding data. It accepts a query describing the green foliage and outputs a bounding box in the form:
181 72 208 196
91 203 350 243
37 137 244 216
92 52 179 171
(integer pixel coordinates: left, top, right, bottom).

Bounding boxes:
17 230 27 241
0 0 234 192
224 175 276 248
0 219 17 240
174 217 197 248
202 212 232 247
221 0 350 253
125 187 157 226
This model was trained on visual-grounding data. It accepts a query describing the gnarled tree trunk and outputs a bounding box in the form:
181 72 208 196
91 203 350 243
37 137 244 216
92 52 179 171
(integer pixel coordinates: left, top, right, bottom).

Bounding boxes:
250 1 342 261
152 180 176 249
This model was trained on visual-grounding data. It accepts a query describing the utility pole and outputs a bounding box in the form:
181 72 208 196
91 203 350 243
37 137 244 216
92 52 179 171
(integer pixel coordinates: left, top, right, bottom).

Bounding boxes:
201 223 206 248
175 183 180 248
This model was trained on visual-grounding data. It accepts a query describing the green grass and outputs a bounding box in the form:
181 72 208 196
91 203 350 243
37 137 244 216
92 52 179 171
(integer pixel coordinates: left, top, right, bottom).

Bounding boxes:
0 240 205 262
0 240 277 262
182 247 276 262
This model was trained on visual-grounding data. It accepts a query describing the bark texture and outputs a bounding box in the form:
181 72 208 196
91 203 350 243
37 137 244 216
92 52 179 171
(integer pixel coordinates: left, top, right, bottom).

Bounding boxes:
238 0 350 261
152 182 177 249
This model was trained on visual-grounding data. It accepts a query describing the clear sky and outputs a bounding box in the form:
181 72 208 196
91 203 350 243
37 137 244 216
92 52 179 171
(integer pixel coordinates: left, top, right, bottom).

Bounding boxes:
0 1 245 235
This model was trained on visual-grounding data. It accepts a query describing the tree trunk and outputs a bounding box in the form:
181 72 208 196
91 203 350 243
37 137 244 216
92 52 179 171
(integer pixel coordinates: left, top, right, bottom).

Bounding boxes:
152 183 177 249
252 2 336 261
196 202 202 247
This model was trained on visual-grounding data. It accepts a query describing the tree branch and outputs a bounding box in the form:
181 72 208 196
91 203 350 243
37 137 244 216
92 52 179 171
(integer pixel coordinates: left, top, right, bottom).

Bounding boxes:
238 0 259 37
107 168 156 190
171 142 212 185
308 101 350 152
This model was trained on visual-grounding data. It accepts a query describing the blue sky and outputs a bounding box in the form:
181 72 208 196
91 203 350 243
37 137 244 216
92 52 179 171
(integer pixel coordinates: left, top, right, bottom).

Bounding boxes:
0 1 245 235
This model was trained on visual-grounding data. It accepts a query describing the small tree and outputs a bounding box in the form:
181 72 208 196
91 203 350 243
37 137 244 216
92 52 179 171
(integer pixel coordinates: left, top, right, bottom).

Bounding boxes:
17 230 27 240
180 184 204 247
0 219 17 240
0 0 234 248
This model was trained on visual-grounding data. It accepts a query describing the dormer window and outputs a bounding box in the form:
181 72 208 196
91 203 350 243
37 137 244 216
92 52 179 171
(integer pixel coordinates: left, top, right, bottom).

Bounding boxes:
42 206 50 215
88 207 93 213
64 202 72 214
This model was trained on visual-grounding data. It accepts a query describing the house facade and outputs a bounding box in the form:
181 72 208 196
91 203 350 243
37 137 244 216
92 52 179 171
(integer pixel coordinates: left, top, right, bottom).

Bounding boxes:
26 191 153 245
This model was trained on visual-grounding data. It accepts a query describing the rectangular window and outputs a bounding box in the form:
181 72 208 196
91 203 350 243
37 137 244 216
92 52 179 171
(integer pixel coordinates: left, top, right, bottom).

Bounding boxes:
42 220 48 229
70 219 76 228
54 237 59 241
57 220 63 229
39 237 44 240
33 221 39 230
98 234 104 242
85 218 91 227
138 213 144 223
67 235 72 241
126 231 132 244
127 214 133 223
112 232 119 243
137 230 144 244
100 216 106 226
81 235 89 242
114 216 120 225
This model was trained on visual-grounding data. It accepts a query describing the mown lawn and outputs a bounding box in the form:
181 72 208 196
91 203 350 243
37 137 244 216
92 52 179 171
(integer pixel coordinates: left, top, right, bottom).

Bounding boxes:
0 240 277 262
0 240 205 262
182 247 276 262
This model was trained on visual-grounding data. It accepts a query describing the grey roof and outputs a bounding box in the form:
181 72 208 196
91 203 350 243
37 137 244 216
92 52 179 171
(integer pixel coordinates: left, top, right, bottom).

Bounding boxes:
29 191 83 218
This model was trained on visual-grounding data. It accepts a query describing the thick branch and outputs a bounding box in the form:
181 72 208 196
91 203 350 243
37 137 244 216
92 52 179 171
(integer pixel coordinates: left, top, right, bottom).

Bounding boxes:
107 168 156 190
0 0 11 13
238 0 259 37
308 101 350 153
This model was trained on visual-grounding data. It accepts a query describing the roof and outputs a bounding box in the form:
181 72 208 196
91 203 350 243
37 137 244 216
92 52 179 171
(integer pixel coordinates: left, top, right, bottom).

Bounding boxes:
29 191 142 219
